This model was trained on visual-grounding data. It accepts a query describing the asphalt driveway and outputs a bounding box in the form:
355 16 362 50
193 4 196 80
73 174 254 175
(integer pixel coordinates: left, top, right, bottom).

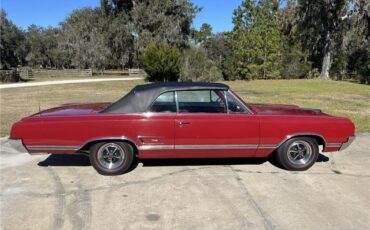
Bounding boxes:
1 133 369 230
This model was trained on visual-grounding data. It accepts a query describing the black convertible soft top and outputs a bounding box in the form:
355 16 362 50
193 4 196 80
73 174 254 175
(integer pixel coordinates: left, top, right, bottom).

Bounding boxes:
101 82 229 114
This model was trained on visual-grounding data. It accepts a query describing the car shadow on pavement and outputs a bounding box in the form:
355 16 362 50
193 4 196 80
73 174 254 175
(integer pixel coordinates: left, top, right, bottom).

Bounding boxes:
317 154 330 162
267 152 329 169
37 153 329 171
140 157 268 167
38 154 91 167
140 153 329 168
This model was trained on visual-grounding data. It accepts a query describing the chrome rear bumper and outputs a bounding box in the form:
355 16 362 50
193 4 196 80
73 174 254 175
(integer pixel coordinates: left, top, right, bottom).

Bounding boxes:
8 138 50 155
8 138 30 153
339 136 355 151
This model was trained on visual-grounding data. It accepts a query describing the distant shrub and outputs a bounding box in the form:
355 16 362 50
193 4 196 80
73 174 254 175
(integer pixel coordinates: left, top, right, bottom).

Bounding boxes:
140 43 182 82
0 69 20 83
308 68 320 79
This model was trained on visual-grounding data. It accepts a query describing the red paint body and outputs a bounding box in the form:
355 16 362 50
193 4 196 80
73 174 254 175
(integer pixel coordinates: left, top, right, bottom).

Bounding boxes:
10 93 355 158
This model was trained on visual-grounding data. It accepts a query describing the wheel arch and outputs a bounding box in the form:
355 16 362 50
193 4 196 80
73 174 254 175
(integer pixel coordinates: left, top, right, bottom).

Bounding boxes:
277 133 327 149
78 137 139 155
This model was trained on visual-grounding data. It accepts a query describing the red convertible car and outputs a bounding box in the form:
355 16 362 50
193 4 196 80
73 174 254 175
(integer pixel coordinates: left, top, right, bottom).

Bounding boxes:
10 82 355 175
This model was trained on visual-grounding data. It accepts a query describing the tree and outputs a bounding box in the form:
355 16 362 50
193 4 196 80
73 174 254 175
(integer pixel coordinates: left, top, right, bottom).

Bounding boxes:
140 42 182 81
297 0 352 79
230 0 283 79
59 8 111 70
106 12 134 68
181 47 222 82
101 0 199 66
347 46 369 84
278 0 311 78
24 25 60 68
351 0 370 40
345 1 370 84
192 23 213 44
100 0 136 14
1 1 200 71
202 32 236 80
132 0 199 53
203 33 231 64
0 10 25 69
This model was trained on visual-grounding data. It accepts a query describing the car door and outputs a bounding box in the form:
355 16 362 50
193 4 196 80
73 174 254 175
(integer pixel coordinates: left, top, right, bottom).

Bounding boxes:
174 90 260 158
136 91 176 158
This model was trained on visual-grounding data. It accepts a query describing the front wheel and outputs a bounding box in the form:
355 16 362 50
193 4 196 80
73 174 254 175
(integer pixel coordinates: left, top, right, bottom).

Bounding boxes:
276 137 319 171
89 142 134 175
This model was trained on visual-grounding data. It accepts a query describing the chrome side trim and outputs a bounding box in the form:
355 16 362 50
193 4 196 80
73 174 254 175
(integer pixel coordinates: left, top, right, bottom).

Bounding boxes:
28 137 140 153
138 145 174 150
258 144 278 149
138 144 259 151
137 136 165 144
27 134 336 153
339 135 355 151
27 145 79 151
176 144 258 150
137 136 164 139
25 134 332 153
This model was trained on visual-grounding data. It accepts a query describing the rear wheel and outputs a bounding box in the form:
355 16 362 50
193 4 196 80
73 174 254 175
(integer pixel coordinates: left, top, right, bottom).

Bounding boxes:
89 142 134 175
277 137 319 171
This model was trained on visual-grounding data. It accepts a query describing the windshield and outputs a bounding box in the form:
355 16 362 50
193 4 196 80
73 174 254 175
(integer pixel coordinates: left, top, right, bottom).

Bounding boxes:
227 90 253 114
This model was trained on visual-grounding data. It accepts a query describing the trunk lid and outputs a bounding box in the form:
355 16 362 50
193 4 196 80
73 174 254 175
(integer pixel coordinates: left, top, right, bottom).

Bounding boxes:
32 102 111 117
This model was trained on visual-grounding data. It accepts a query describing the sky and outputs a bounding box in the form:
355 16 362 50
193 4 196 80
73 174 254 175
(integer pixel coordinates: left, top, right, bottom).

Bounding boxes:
1 0 243 33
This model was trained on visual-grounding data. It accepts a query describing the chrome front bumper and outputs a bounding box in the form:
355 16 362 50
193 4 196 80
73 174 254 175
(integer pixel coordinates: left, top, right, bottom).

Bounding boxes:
339 135 355 151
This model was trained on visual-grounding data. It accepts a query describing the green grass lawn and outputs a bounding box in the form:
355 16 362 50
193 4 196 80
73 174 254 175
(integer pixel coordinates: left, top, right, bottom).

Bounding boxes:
228 79 370 132
0 79 369 136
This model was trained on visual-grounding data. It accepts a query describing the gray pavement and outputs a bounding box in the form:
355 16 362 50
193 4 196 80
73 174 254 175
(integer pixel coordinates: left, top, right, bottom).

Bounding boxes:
1 133 369 230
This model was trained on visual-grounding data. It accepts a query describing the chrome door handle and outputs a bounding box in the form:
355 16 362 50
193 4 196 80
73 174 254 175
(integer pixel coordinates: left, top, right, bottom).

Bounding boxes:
178 121 191 126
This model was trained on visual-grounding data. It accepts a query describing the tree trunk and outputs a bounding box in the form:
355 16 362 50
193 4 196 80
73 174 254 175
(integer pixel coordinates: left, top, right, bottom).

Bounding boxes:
320 49 331 80
320 32 332 80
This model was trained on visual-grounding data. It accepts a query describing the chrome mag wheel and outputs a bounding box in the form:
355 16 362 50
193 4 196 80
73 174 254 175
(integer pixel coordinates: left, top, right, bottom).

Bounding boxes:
97 143 125 170
287 141 312 165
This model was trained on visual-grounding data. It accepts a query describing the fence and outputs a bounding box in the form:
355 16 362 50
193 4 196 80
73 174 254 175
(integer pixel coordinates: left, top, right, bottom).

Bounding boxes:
32 69 93 77
128 68 147 77
19 67 33 78
1 68 144 82
102 69 129 76
102 69 146 78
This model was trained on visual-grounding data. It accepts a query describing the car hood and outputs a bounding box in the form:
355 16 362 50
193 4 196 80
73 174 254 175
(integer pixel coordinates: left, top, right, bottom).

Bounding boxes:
32 102 111 117
248 103 327 116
